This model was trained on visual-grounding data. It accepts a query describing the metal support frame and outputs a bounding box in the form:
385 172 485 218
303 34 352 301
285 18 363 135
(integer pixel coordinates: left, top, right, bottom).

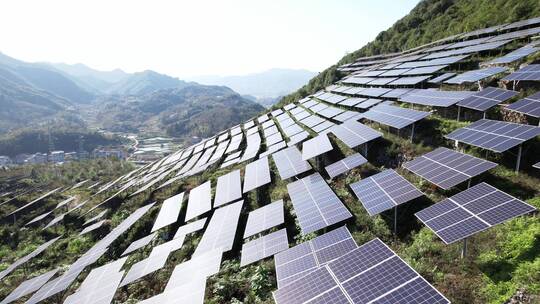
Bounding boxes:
461 238 468 259
364 143 368 156
482 111 487 119
394 206 398 236
515 144 522 173
457 106 461 121
410 123 415 142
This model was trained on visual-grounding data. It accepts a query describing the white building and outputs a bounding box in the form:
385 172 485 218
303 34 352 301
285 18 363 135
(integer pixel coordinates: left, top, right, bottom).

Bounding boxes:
49 151 65 163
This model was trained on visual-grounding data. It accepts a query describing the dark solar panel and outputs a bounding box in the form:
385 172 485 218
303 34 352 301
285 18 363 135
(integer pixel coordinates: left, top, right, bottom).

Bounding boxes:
325 153 367 179
388 75 431 86
397 55 468 69
381 88 413 99
350 169 424 216
445 67 508 84
272 146 312 179
329 120 382 148
333 110 363 122
428 72 457 84
400 89 474 107
368 77 398 85
362 104 430 129
445 119 540 152
505 91 540 118
359 87 392 97
287 173 352 235
403 147 497 189
457 87 519 111
416 182 536 244
402 64 448 75
273 238 450 304
354 98 383 109
274 226 357 288
503 64 540 81
489 45 539 64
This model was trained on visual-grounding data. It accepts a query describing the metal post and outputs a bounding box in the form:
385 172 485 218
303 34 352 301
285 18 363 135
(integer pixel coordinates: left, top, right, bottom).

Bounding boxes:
467 179 472 189
364 143 368 156
394 206 398 236
410 123 415 142
461 238 468 259
457 106 461 121
483 111 486 119
515 145 522 173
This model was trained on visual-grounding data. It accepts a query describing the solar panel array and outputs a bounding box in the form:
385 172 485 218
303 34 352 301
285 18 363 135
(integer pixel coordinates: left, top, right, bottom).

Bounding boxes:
445 119 540 152
489 44 539 64
241 228 289 266
416 183 537 244
194 200 243 256
272 146 312 180
403 147 497 189
362 104 431 129
273 238 450 304
274 226 357 288
243 156 272 193
400 89 474 107
506 91 540 118
457 87 519 111
325 153 367 179
214 170 242 207
287 173 352 235
0 269 58 304
186 181 212 221
350 169 424 216
503 64 540 81
0 237 60 281
122 233 157 256
445 67 508 84
329 120 382 148
244 200 285 238
151 192 184 232
301 134 333 160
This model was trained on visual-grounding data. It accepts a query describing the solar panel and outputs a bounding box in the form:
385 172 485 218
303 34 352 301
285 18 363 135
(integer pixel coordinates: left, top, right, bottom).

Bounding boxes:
381 88 413 99
339 97 365 107
456 87 518 112
416 182 536 244
140 278 206 304
244 200 284 238
264 125 279 138
534 161 540 169
354 98 383 109
266 132 284 146
193 200 243 256
214 170 242 208
274 226 357 288
272 146 312 179
402 64 448 75
165 249 222 291
284 103 296 111
122 233 157 256
25 211 53 226
359 87 392 97
445 67 508 84
241 229 289 266
505 91 540 118
397 55 468 68
503 64 540 81
151 192 184 232
303 99 318 109
0 269 58 304
240 133 261 162
403 147 497 189
79 219 106 235
257 114 270 123
309 102 328 112
325 153 367 179
428 72 457 84
0 237 60 281
282 123 305 138
8 187 60 216
287 173 352 235
363 104 430 129
292 109 310 121
243 156 272 193
489 45 540 64
301 134 333 160
369 77 398 85
350 169 424 216
329 120 382 148
445 119 540 152
312 121 335 133
400 89 474 107
424 40 510 60
273 238 450 304
64 257 127 304
299 115 325 128
333 110 363 123
173 217 207 239
388 75 431 86
185 181 212 221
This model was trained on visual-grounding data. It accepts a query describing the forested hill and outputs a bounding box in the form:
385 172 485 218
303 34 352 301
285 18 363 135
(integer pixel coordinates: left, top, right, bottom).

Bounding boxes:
278 0 540 106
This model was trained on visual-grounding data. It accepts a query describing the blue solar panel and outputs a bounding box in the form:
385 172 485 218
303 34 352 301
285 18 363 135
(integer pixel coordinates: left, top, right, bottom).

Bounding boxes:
457 87 518 111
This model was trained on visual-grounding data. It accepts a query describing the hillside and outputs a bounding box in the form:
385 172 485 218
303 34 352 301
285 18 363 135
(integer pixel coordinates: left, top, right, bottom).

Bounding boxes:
190 68 317 99
105 70 191 96
94 84 265 138
278 0 540 107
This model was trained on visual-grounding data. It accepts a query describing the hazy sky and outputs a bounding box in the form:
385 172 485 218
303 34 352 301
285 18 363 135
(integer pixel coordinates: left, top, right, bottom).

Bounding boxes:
0 0 420 78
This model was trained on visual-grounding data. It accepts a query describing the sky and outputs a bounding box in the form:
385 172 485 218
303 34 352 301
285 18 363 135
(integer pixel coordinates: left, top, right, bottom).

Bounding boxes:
0 0 420 78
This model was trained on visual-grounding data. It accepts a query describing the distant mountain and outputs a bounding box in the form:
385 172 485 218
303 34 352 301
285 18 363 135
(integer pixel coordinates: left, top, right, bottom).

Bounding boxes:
189 68 317 98
95 85 264 138
46 62 128 93
105 70 191 95
0 52 94 103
